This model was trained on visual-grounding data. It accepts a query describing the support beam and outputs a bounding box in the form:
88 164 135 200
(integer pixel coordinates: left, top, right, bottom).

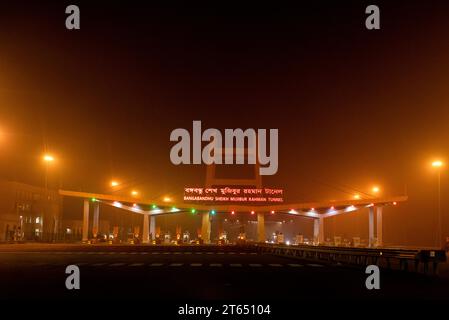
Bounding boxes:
313 217 324 244
257 213 265 242
92 201 99 238
82 199 89 242
150 215 155 241
368 206 375 247
142 213 150 244
201 212 211 244
376 206 383 247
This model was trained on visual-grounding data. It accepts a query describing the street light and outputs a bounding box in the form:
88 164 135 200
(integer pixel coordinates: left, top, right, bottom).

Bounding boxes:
131 190 139 196
42 154 55 190
110 180 119 187
431 160 443 248
371 186 380 194
353 194 361 200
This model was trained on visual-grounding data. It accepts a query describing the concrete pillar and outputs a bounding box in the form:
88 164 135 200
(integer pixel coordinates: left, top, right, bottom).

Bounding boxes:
376 206 383 247
201 212 211 244
142 213 150 244
82 199 89 242
92 201 99 238
368 206 375 247
313 217 324 244
150 215 155 240
257 213 265 242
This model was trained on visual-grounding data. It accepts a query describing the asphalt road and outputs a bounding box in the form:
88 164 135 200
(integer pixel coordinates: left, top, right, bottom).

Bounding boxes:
0 244 448 302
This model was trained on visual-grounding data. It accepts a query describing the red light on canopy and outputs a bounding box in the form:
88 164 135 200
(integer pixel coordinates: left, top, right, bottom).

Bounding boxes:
271 210 275 214
231 211 235 215
251 211 255 215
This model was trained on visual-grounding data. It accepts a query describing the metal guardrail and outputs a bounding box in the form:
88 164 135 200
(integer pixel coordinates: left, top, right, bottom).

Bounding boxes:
250 243 447 274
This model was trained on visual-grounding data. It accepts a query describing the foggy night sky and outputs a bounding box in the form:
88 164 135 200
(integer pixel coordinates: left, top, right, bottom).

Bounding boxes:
1 1 449 246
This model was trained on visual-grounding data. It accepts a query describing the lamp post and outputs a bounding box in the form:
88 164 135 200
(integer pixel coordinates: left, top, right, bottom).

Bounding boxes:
431 160 443 248
43 154 55 191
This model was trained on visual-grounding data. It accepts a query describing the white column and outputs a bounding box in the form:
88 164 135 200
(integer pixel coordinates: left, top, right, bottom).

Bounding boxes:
257 213 265 242
150 215 155 240
368 207 375 247
201 212 211 244
142 213 150 244
82 199 89 242
318 217 324 244
376 206 383 247
92 201 99 238
313 218 324 244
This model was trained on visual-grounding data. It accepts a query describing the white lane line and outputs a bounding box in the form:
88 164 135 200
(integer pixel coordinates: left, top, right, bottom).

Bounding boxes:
217 252 224 255
98 252 106 255
174 252 181 255
249 263 262 267
268 263 283 267
130 252 138 255
129 263 144 267
92 263 106 267
239 252 247 255
108 252 115 255
190 263 202 267
307 264 324 267
109 263 126 267
230 263 242 267
288 263 303 267
76 262 89 266
140 252 148 255
210 263 222 267
163 252 170 255
149 263 164 267
119 252 127 255
184 252 192 254
195 252 202 255
169 263 183 267
151 252 160 255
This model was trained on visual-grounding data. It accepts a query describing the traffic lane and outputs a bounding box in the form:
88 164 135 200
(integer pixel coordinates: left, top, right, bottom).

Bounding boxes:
1 253 448 300
0 251 300 266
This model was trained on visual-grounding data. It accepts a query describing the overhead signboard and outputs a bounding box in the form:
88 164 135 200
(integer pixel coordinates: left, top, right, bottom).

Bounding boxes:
184 187 284 204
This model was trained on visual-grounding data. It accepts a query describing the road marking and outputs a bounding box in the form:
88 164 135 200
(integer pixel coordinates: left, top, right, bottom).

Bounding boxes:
76 262 89 266
184 252 192 254
190 263 202 267
268 263 283 267
92 263 106 267
108 252 115 255
230 263 242 267
229 252 236 255
119 252 127 255
129 263 144 267
174 252 181 254
195 252 202 255
151 252 160 255
210 263 222 267
109 263 126 267
163 252 171 255
239 252 247 255
217 252 224 255
140 252 148 255
206 252 213 254
307 264 324 267
249 263 262 267
98 252 106 255
149 263 164 267
130 252 138 255
169 263 183 267
288 263 303 267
